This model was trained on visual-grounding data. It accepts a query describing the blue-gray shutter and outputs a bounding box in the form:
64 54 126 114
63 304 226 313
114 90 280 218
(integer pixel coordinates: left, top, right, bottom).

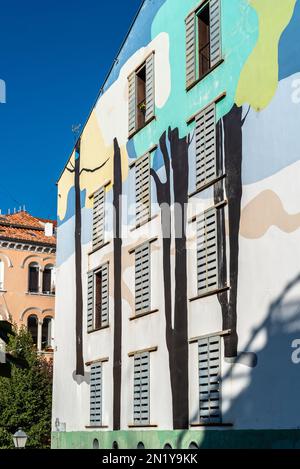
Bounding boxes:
101 263 109 326
92 187 105 250
87 271 94 332
128 72 137 136
195 103 216 190
198 335 221 424
186 12 196 87
145 53 155 122
134 352 150 425
90 363 102 425
210 0 221 67
197 207 218 294
135 242 150 313
135 154 151 225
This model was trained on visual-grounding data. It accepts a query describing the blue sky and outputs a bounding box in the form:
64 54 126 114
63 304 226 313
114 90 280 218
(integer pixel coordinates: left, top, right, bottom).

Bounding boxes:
0 0 141 220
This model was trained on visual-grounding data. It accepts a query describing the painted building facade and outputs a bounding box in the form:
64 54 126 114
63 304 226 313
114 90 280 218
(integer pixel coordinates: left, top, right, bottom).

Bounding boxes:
0 211 56 356
52 0 300 449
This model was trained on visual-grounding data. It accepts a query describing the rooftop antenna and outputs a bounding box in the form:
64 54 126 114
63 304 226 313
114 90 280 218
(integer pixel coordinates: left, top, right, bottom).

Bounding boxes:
72 124 81 142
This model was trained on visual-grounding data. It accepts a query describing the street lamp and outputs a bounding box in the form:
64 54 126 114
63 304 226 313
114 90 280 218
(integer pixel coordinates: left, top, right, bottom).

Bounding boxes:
13 428 28 449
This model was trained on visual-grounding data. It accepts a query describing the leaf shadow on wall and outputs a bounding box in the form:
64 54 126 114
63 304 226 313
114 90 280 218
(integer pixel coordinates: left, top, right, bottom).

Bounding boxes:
177 271 300 449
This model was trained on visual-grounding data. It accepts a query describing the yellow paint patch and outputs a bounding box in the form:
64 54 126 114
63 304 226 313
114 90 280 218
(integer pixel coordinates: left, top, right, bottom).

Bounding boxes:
57 151 75 221
235 0 296 111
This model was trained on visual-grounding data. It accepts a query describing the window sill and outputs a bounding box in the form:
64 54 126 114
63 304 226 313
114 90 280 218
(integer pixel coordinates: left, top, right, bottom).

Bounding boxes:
0 289 7 293
189 286 230 302
189 175 226 198
88 241 111 256
87 324 110 334
129 309 159 321
130 214 158 232
85 425 109 429
26 292 55 297
128 115 156 139
190 422 233 428
128 424 158 428
186 59 224 93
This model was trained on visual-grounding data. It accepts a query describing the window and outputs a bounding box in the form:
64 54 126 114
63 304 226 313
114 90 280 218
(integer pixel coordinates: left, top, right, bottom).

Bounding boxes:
135 153 151 225
195 102 217 191
42 265 55 294
90 363 102 426
92 187 105 250
133 352 150 425
41 317 53 350
27 315 38 347
128 53 155 136
87 264 109 332
135 243 151 314
197 207 219 295
186 0 221 88
28 263 39 293
198 335 221 423
0 260 4 290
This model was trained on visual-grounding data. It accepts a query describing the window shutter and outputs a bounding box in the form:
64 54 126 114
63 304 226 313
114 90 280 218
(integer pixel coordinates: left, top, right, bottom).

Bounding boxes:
195 102 216 190
134 352 150 425
135 242 150 314
128 72 137 136
135 154 151 225
210 0 221 67
101 264 109 326
198 335 221 423
186 12 196 87
42 268 52 293
197 207 218 294
29 266 39 293
90 363 102 425
87 271 94 332
145 53 155 122
92 187 105 250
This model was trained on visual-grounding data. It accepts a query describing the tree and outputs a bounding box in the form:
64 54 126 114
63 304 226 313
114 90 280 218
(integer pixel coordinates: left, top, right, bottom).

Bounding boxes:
0 327 52 449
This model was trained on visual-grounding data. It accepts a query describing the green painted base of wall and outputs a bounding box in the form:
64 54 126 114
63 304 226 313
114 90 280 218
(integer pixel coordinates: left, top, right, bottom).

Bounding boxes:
51 429 300 449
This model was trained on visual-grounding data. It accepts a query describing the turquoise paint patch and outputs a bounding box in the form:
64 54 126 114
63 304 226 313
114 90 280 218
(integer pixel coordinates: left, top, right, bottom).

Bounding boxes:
132 0 258 159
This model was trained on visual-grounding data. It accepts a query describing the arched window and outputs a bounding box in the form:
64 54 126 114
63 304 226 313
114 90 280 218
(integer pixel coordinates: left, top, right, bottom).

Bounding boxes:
42 316 53 350
28 262 39 293
0 260 4 290
93 439 99 449
137 442 145 449
188 442 199 449
112 441 119 450
42 264 55 294
163 443 172 449
27 315 38 347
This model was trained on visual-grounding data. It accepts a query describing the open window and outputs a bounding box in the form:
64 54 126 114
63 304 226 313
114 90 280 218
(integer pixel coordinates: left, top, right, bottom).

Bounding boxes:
128 53 155 136
42 264 55 294
27 315 38 347
198 2 210 79
41 316 53 350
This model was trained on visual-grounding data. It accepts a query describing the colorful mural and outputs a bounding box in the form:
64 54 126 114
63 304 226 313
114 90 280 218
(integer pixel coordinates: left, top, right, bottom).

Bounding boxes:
53 0 300 449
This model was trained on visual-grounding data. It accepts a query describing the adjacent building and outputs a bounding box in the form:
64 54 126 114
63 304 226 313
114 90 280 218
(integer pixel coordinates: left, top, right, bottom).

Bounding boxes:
0 211 56 355
52 0 300 449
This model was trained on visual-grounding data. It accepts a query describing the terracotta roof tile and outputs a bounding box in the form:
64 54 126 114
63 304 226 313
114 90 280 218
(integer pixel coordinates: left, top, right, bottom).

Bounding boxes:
0 211 56 246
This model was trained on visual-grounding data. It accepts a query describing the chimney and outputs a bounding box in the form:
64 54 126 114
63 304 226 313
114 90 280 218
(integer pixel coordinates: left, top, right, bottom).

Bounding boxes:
45 222 53 237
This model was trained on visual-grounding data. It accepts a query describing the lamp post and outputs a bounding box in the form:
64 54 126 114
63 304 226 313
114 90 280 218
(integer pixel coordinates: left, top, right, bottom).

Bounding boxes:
13 428 28 449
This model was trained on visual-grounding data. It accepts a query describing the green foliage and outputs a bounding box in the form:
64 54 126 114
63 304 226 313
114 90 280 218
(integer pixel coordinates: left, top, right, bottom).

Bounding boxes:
0 327 52 449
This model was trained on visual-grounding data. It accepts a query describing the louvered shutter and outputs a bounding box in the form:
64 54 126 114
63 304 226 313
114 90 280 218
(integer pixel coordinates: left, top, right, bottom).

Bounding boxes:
145 53 155 122
195 103 216 190
197 207 218 294
135 154 151 225
186 12 196 87
210 0 221 67
101 264 109 326
90 363 102 425
134 352 150 425
92 187 105 250
128 72 137 136
87 271 94 332
198 335 221 423
135 242 150 313
29 266 39 293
